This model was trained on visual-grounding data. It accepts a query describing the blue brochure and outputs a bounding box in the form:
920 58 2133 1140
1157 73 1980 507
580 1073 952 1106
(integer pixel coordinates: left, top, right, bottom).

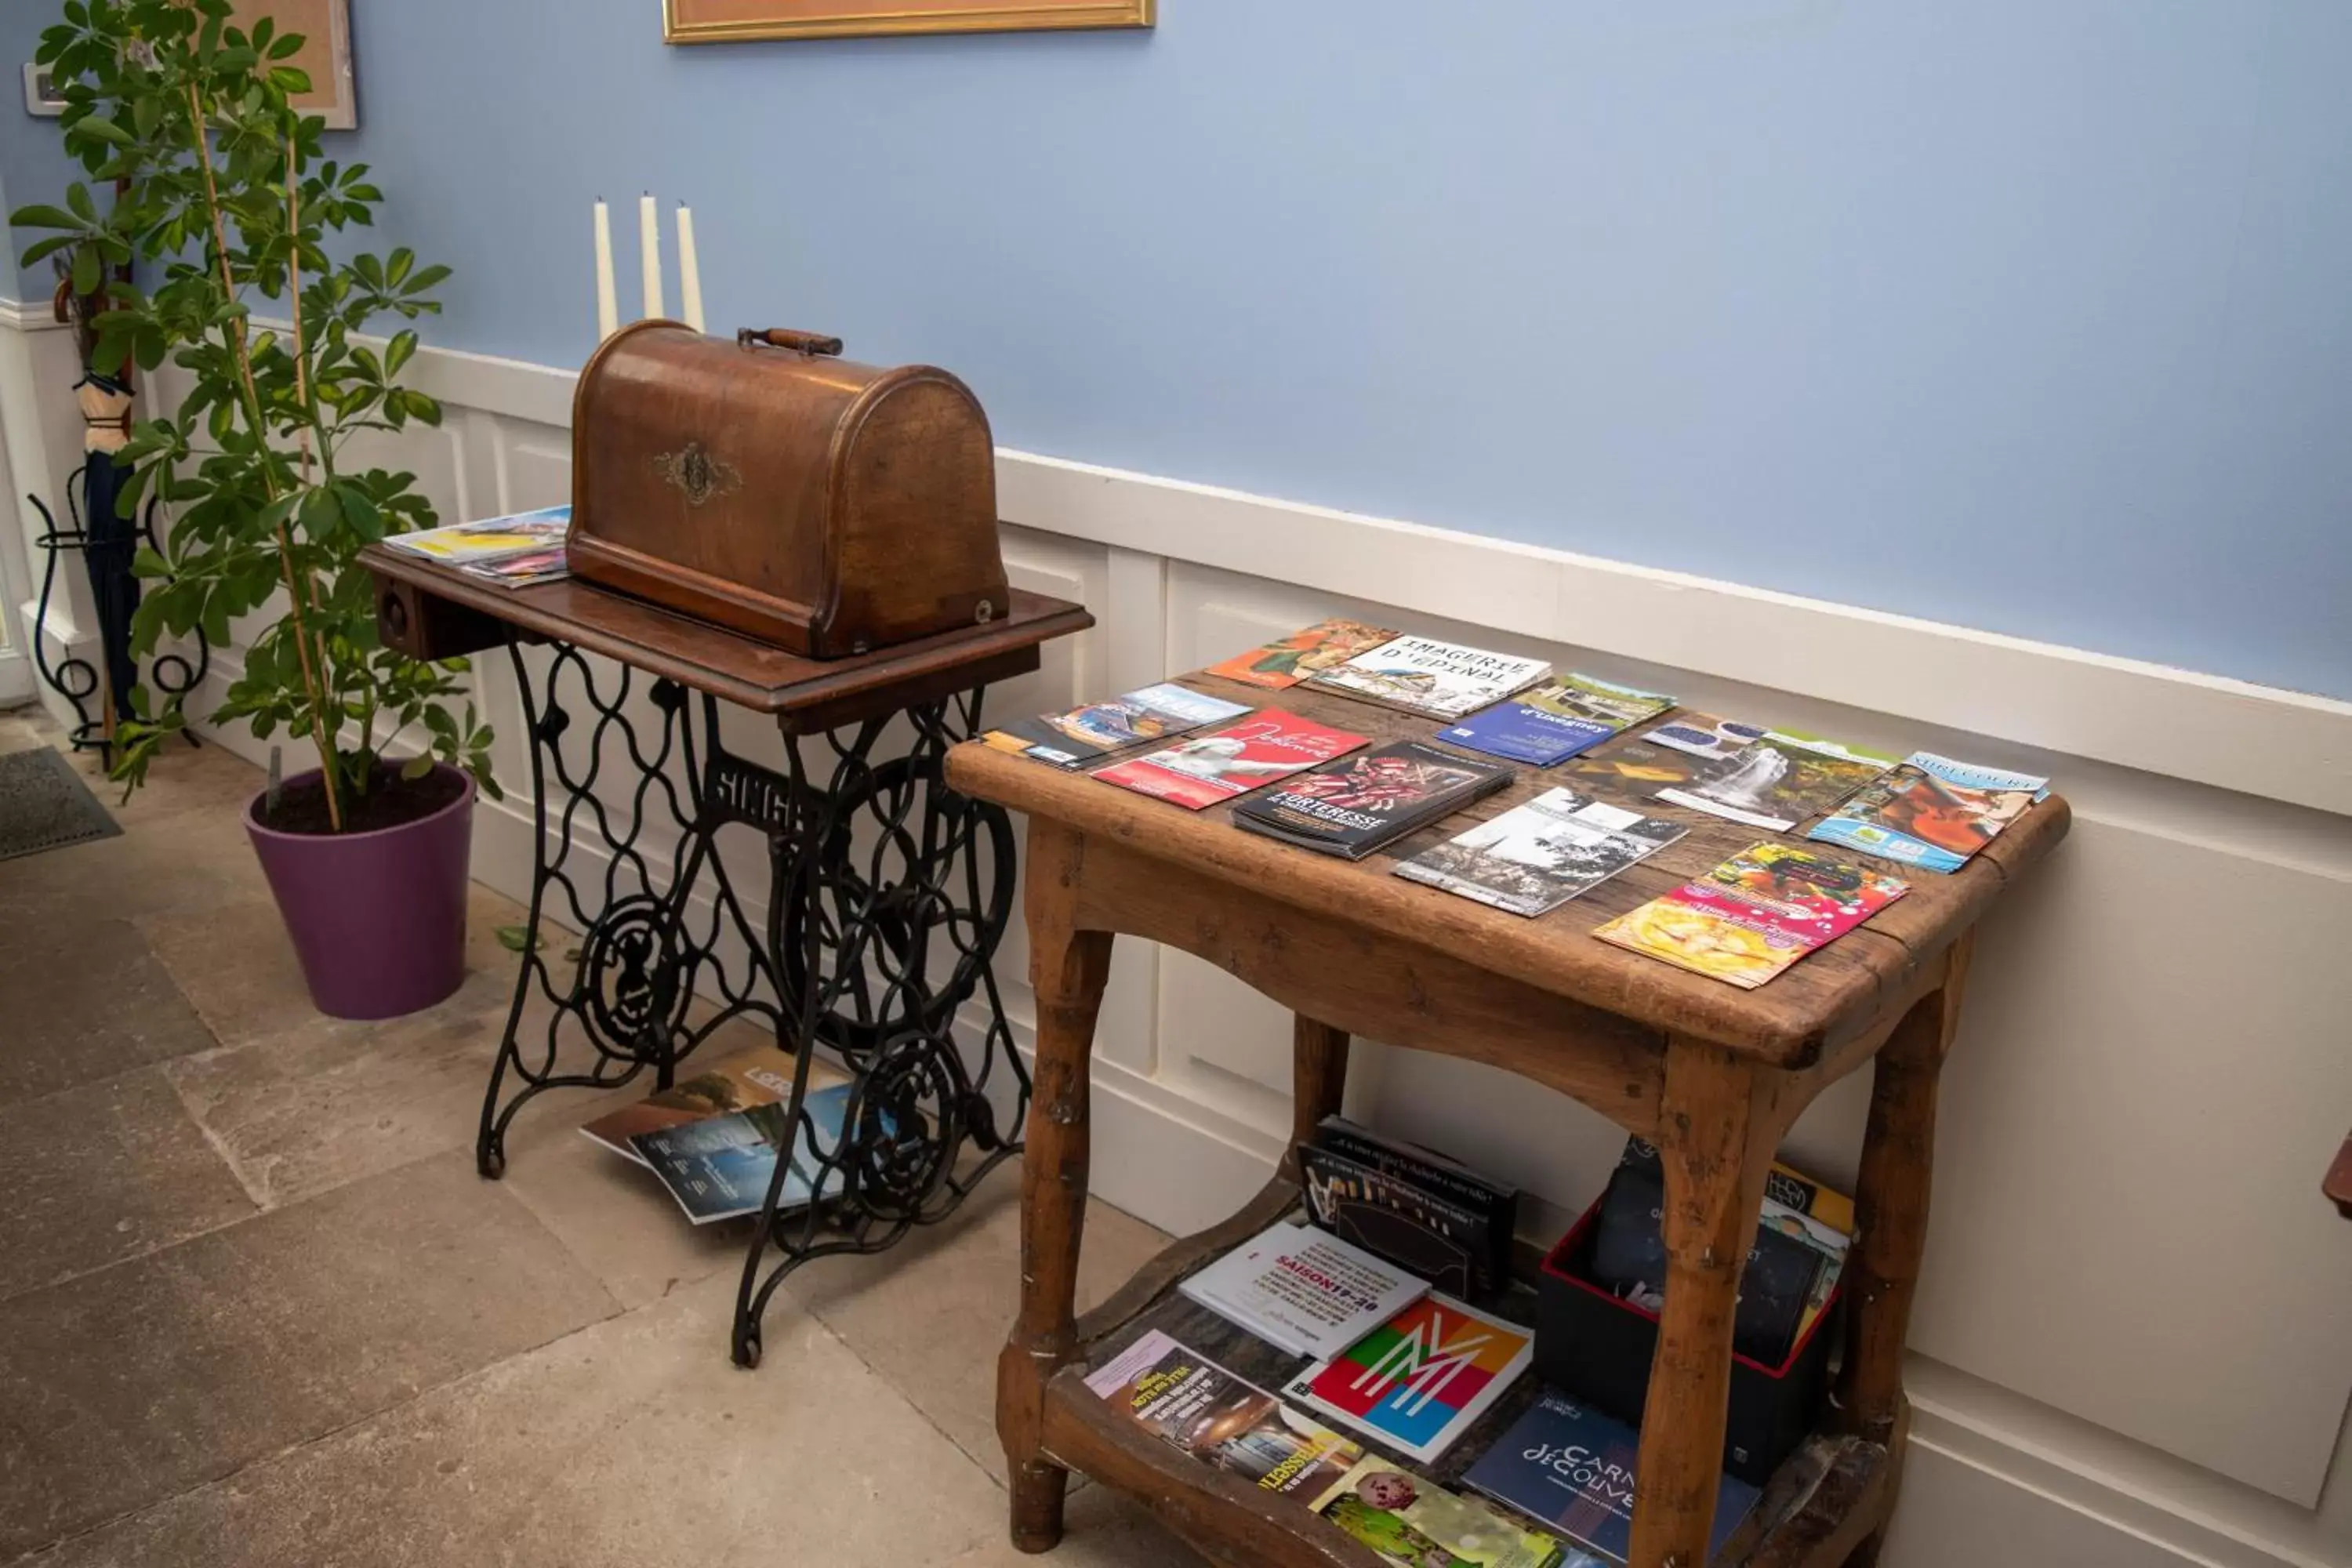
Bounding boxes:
1439 703 1614 767
1463 1390 1758 1564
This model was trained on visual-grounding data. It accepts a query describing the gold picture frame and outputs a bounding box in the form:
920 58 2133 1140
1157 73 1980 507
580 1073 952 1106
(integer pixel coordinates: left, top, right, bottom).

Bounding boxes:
229 0 357 129
664 0 1152 45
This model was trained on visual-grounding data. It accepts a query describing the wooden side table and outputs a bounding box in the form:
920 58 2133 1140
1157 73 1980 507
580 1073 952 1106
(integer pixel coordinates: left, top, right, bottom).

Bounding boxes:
361 545 1091 1366
949 671 2069 1568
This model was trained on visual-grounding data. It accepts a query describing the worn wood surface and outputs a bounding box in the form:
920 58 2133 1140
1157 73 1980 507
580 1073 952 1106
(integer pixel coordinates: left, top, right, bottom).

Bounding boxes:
1834 935 1972 1450
1628 1038 1793 1568
946 669 2068 1064
1069 829 1670 1137
1000 820 1116 1553
1286 1017 1352 1182
568 320 1010 657
361 545 1090 723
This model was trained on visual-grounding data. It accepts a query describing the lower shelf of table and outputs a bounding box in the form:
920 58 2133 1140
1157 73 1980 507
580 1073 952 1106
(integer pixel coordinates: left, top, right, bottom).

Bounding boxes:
1034 1179 1893 1568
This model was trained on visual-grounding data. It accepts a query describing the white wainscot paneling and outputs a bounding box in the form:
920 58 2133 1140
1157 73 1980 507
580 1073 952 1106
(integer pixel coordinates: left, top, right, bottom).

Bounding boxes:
1908 811 2352 1506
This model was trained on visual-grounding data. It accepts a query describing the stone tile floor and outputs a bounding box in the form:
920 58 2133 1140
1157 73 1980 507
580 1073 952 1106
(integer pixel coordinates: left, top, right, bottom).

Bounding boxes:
0 706 1196 1566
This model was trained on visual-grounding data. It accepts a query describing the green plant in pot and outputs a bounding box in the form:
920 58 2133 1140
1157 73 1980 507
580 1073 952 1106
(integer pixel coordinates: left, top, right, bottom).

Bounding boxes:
15 0 499 1020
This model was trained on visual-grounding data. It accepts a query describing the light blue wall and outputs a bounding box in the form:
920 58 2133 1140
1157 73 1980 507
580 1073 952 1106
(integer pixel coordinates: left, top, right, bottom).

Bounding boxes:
6 1 2350 698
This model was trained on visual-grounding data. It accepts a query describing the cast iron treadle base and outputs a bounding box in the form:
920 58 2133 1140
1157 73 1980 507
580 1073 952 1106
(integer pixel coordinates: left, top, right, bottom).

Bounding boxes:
470 640 1025 1369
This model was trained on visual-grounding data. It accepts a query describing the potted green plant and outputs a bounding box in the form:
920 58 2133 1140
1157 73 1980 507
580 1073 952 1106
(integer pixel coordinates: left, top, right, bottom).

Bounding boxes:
14 0 500 1020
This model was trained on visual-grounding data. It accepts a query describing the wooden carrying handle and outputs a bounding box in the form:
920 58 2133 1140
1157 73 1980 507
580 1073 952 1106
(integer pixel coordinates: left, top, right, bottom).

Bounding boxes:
737 327 844 357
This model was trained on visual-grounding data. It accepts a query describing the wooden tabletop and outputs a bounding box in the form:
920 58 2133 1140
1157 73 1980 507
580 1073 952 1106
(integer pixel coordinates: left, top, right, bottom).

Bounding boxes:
946 670 2069 1066
361 543 1093 722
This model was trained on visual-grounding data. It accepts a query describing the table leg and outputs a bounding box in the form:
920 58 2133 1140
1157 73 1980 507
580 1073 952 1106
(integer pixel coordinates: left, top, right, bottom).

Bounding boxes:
1283 1016 1351 1180
999 822 1114 1553
1836 933 1973 1565
1628 1036 1781 1568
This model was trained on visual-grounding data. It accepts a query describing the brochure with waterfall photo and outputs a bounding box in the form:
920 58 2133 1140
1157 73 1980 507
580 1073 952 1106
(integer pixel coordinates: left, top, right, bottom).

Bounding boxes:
1593 842 1908 990
1085 1330 1364 1499
1806 751 2051 873
982 683 1252 768
1653 728 1898 833
1396 788 1687 918
1305 635 1553 720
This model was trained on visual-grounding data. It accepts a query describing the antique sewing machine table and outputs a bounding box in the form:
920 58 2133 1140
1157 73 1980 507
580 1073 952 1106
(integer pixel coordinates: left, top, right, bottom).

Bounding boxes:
362 543 1091 1367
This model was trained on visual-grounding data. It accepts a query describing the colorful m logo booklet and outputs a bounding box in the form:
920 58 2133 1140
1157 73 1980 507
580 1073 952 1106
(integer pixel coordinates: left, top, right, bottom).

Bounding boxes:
1282 1293 1534 1464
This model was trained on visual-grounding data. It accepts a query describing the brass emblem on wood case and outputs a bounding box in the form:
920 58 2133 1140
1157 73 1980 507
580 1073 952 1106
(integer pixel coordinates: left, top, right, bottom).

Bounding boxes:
652 441 742 507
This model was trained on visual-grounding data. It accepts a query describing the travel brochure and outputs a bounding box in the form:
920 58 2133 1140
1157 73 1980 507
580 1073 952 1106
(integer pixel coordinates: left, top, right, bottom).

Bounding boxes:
982 682 1253 769
1593 843 1909 990
1808 751 2051 873
1439 674 1675 768
579 1046 840 1167
627 1083 864 1225
1463 1391 1761 1566
1653 728 1899 834
1314 1456 1582 1568
1206 618 1399 689
1093 711 1369 810
383 504 572 587
1084 1330 1363 1499
1306 635 1554 720
981 616 2053 992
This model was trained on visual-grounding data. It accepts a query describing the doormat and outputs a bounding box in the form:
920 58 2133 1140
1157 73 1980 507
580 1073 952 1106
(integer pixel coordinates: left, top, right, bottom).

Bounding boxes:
0 748 122 862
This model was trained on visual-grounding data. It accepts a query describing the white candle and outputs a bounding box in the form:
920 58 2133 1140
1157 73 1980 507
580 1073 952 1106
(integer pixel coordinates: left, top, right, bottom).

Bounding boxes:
592 199 619 340
639 192 664 320
676 203 706 334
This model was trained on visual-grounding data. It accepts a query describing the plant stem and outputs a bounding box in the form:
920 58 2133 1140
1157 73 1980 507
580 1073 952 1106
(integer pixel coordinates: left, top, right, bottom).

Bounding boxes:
187 80 342 830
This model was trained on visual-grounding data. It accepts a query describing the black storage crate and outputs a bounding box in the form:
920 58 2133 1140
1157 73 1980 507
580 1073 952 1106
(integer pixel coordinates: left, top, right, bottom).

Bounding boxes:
1536 1196 1842 1486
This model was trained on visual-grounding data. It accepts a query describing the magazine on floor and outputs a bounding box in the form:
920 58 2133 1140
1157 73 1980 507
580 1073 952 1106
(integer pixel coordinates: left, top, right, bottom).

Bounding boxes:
1281 1293 1534 1464
579 1047 843 1168
1176 1220 1431 1359
627 1081 860 1225
1084 1330 1363 1498
1592 842 1907 990
1395 788 1687 918
1806 751 2050 873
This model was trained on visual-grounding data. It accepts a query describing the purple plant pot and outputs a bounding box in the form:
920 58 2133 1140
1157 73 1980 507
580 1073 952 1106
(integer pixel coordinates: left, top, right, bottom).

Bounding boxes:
245 765 477 1021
